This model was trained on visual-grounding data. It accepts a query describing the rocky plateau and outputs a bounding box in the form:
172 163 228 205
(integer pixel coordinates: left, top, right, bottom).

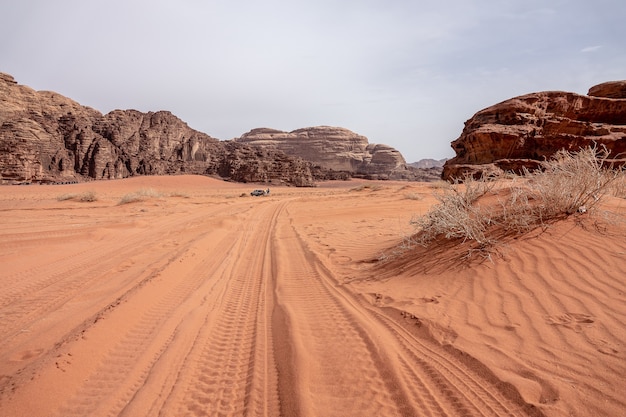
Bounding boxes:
235 127 426 181
443 80 626 180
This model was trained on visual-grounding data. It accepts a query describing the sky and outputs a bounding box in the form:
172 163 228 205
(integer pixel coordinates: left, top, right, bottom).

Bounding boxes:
2 0 625 162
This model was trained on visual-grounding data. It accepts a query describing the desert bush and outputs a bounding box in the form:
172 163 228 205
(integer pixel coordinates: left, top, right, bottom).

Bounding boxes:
609 171 626 199
118 188 162 205
428 180 453 190
57 193 76 201
78 191 97 202
526 146 621 216
57 191 97 202
404 192 424 201
409 146 622 257
168 191 190 198
350 184 383 192
410 174 497 248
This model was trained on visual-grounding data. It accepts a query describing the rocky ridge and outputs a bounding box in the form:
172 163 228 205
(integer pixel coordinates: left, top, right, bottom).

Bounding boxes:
0 72 312 185
1 72 430 185
442 81 626 180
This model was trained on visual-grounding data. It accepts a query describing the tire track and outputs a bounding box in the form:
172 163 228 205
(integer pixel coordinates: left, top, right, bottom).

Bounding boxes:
53 215 246 417
1 189 550 417
0 204 248 356
273 214 437 417
159 201 284 417
0 201 254 413
276 200 544 417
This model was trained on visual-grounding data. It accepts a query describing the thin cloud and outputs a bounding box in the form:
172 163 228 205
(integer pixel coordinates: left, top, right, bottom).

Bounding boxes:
581 45 603 53
1 1 624 162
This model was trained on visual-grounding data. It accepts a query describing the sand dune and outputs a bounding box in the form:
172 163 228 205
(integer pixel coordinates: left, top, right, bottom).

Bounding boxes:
0 176 624 417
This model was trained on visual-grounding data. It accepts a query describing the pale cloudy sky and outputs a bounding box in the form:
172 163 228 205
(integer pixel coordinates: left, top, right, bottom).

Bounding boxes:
2 0 625 162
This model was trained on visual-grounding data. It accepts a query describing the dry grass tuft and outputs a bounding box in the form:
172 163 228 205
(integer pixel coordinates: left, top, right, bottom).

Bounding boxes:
350 184 383 192
118 188 162 205
610 173 626 199
404 192 424 201
56 193 75 201
410 174 497 249
168 191 190 198
57 191 97 202
407 146 624 259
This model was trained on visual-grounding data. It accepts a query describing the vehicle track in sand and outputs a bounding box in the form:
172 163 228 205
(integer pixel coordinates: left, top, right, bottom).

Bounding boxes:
0 196 543 417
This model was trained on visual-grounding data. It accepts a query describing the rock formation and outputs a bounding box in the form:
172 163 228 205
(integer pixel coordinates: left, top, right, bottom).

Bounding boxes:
0 72 314 186
442 82 626 180
409 158 447 169
588 80 626 99
235 126 420 180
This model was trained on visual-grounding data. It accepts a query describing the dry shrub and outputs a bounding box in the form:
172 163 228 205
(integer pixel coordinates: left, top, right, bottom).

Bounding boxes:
527 146 620 216
118 188 162 205
610 172 626 199
79 191 97 202
410 174 497 249
57 193 75 201
404 192 424 201
57 191 97 202
410 146 623 257
350 184 383 192
168 191 190 198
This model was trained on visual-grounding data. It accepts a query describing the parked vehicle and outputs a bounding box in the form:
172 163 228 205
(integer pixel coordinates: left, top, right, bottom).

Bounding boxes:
250 188 271 196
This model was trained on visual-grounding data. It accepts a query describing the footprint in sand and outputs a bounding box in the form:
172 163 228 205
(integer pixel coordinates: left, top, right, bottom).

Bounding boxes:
545 313 595 332
589 338 619 356
11 348 44 362
419 296 440 304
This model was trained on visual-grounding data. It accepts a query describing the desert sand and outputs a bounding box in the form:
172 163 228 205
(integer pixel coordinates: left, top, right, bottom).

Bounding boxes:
0 175 624 417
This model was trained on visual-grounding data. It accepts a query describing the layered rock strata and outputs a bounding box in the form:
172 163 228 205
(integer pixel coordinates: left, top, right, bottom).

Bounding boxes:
235 126 420 180
442 82 626 180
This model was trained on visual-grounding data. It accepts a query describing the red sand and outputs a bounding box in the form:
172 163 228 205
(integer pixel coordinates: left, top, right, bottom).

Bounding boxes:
0 175 624 417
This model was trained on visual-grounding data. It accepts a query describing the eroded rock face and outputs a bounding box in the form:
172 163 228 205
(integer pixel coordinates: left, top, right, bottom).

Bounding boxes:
0 73 314 186
442 83 626 180
588 81 626 99
235 126 416 180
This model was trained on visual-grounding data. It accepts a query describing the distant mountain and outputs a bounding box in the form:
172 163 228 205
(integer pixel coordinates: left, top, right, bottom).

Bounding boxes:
409 158 448 169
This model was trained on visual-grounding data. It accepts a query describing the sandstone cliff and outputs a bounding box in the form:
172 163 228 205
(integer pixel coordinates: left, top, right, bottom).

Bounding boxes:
0 73 314 186
442 81 626 180
235 126 420 180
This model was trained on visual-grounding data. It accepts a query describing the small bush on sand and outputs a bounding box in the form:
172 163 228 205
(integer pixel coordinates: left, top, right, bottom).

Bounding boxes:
168 191 190 198
350 184 383 192
57 191 97 202
409 146 623 258
526 146 621 216
404 192 424 201
410 174 497 249
78 191 97 202
57 193 75 201
118 188 162 205
610 173 626 199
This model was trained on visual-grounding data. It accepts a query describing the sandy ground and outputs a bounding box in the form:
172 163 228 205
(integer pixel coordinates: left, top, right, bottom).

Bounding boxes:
0 175 624 417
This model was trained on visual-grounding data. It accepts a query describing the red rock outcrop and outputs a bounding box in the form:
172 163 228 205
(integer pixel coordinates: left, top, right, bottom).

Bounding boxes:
588 81 626 99
0 73 314 186
235 126 419 180
442 82 626 180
